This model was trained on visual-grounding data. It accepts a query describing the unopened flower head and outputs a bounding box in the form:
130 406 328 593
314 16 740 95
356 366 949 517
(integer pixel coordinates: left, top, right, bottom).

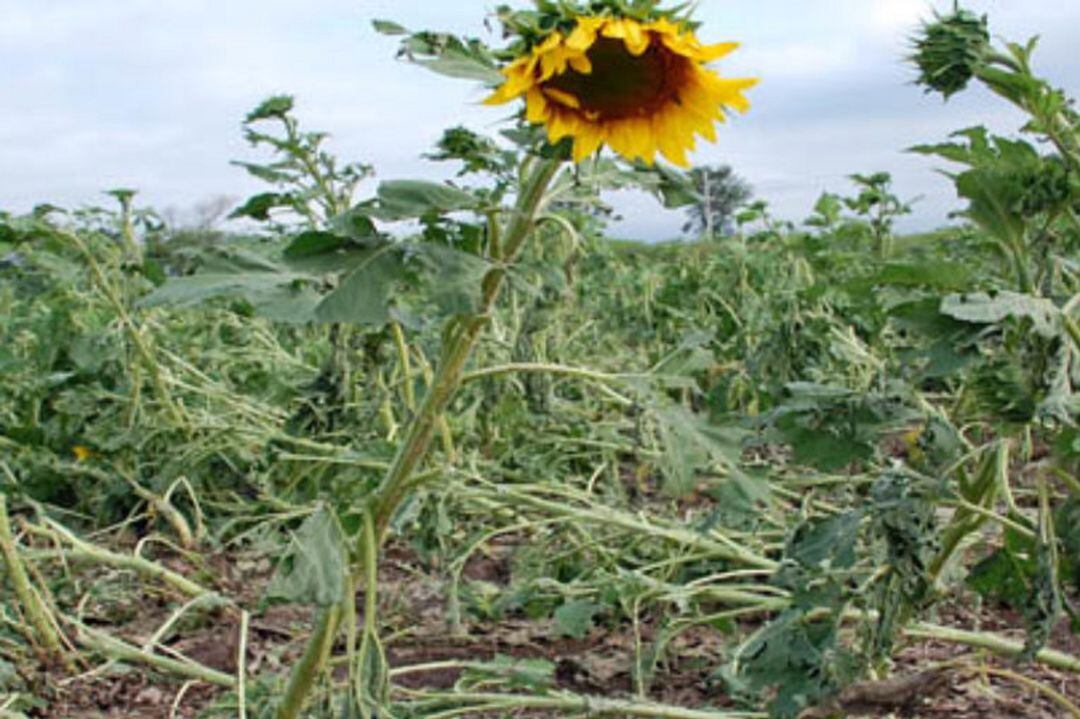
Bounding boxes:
911 7 990 99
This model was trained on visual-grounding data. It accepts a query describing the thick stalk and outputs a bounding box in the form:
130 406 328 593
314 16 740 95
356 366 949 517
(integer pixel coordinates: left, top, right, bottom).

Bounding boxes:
274 157 562 719
0 495 68 664
400 691 766 719
274 604 345 719
905 621 1080 673
370 158 562 539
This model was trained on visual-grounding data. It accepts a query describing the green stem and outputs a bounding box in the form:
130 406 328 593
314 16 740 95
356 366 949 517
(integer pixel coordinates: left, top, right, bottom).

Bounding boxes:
25 516 209 598
399 691 766 719
463 481 777 571
274 604 344 719
0 495 68 665
371 157 562 540
906 621 1080 673
73 620 234 687
275 157 563 719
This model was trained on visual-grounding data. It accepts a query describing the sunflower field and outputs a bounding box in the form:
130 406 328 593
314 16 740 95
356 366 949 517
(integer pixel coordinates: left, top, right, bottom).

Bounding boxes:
1 2 1079 718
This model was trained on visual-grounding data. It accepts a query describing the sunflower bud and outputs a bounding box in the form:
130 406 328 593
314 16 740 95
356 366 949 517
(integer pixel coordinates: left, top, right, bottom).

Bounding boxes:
911 8 990 99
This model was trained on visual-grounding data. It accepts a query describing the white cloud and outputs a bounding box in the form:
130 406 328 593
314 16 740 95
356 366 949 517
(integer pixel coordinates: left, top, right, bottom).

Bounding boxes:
1 1 1078 240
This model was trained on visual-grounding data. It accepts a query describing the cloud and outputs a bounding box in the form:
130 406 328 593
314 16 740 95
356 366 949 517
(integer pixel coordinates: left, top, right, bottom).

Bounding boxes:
0 0 1077 241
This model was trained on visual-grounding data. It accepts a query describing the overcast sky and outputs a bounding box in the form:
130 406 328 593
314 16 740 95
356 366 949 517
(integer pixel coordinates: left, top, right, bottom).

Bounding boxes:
1 1 1078 239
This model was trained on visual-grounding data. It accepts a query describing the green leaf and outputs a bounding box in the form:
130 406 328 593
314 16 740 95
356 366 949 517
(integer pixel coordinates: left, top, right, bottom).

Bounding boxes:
735 612 857 719
245 95 295 123
654 402 748 497
1056 498 1080 590
372 19 408 36
462 655 556 691
284 231 355 260
138 248 320 324
787 511 863 571
229 192 291 221
371 180 479 221
315 245 408 326
553 600 601 639
941 291 1060 338
398 32 503 84
266 507 349 607
850 261 973 291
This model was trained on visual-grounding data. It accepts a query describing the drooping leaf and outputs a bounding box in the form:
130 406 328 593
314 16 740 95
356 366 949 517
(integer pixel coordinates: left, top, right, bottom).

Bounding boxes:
654 402 748 497
371 180 480 221
314 244 409 326
735 612 859 719
786 511 863 571
395 31 503 84
266 507 349 607
941 291 1060 338
461 655 556 691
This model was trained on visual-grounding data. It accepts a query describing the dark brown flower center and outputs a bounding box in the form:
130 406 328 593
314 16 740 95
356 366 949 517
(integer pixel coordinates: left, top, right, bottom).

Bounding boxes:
543 37 678 119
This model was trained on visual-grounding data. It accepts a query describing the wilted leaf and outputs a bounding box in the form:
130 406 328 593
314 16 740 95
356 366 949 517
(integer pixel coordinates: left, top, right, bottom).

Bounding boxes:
266 507 349 607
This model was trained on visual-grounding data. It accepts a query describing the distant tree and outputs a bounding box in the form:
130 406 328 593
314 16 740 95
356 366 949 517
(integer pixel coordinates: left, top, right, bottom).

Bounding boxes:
682 165 753 240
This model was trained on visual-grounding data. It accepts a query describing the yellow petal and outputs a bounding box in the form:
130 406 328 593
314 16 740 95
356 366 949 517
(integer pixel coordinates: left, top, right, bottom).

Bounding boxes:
566 17 603 51
695 41 740 62
572 123 604 163
568 53 593 74
653 108 690 167
546 109 580 143
542 86 582 109
525 88 552 123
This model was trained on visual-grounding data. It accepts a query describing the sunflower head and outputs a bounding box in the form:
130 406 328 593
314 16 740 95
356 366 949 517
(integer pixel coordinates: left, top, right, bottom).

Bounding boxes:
911 7 990 99
485 2 756 167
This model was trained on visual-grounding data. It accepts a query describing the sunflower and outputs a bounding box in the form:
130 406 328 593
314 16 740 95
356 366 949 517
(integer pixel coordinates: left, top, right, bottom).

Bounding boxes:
485 16 756 167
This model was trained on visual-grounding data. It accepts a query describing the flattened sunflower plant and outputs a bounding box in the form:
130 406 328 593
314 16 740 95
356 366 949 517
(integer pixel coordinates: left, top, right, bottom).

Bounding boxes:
486 1 758 166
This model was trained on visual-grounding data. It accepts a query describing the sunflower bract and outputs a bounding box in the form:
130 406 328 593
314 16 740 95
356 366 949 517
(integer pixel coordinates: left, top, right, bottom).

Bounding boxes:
485 15 756 167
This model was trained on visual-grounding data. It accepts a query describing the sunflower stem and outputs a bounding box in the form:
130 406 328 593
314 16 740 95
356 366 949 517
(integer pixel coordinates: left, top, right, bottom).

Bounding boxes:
370 156 562 540
273 156 563 719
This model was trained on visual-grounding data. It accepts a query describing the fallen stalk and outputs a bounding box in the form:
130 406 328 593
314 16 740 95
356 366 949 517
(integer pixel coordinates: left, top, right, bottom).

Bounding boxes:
905 622 1080 674
71 621 235 688
23 515 211 598
460 481 778 571
396 690 767 719
0 494 70 667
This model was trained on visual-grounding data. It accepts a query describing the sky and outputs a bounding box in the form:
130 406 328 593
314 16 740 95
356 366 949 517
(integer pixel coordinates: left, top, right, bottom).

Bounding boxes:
1 1 1078 239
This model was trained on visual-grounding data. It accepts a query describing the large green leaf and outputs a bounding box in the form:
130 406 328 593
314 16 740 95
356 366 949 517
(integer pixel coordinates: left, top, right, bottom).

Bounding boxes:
314 242 490 327
370 180 480 221
314 245 409 326
138 248 321 324
941 291 1061 338
849 261 973 291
